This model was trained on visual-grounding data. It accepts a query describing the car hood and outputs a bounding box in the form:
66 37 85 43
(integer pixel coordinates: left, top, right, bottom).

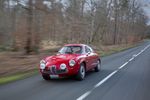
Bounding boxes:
44 54 80 65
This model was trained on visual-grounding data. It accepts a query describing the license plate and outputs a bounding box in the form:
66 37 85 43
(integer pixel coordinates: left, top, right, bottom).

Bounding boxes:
50 75 59 78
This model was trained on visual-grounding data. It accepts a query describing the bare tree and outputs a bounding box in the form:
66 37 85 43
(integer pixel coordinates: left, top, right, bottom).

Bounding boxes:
0 0 148 53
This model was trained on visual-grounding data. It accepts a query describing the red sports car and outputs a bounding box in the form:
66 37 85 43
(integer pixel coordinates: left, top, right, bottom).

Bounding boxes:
39 44 101 80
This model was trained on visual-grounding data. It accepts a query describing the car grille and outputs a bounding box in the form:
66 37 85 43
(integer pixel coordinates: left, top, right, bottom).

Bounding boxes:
50 65 56 74
43 65 67 74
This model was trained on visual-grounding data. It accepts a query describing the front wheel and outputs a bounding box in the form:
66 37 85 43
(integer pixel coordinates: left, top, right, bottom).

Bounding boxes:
76 63 86 81
94 60 101 72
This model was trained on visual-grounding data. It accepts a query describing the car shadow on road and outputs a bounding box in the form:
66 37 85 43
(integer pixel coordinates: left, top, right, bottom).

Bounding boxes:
40 68 113 84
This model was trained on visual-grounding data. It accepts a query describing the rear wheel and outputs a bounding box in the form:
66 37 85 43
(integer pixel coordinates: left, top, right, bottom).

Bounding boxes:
42 74 50 80
94 60 101 72
76 63 86 81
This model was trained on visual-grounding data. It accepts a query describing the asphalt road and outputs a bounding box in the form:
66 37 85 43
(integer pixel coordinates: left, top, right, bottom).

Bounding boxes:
0 41 150 100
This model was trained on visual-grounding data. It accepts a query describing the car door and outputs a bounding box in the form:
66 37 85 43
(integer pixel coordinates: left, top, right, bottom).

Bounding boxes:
88 46 98 67
85 46 94 70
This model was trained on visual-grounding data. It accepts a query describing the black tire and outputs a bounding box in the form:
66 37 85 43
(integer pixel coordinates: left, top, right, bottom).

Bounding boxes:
42 74 50 80
94 60 101 72
76 63 86 81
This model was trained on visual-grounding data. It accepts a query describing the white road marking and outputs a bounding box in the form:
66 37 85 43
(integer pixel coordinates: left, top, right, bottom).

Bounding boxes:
118 62 128 69
77 91 91 100
76 44 150 100
133 54 137 57
77 70 118 100
94 70 118 88
136 52 141 56
129 57 134 61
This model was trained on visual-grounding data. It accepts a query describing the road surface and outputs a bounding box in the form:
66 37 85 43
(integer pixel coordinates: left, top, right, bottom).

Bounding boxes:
0 41 150 100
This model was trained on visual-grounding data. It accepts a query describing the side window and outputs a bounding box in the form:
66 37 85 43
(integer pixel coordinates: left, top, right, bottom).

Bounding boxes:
85 46 91 53
88 46 94 52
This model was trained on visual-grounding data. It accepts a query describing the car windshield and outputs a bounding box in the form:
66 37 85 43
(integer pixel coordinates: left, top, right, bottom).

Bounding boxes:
59 46 82 54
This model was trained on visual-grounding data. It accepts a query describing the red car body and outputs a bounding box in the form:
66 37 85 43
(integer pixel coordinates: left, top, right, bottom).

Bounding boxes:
39 44 101 80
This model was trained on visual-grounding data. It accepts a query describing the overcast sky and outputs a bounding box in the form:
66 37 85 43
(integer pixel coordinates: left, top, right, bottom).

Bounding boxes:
142 0 150 25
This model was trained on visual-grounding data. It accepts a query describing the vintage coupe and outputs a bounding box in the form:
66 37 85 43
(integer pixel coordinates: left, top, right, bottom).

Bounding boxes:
39 44 101 80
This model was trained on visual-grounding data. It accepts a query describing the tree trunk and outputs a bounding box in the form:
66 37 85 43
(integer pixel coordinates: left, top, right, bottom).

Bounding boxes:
24 0 33 54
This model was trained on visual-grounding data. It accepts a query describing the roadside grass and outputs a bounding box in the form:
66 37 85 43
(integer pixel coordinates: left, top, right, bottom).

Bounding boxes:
98 45 134 57
0 45 10 52
0 42 140 85
0 70 38 85
98 44 136 57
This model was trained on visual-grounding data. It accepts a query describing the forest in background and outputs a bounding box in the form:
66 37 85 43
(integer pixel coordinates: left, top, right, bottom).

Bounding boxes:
0 0 149 54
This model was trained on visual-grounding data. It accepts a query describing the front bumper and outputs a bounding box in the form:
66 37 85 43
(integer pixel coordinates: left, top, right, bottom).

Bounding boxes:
40 64 80 77
41 67 68 75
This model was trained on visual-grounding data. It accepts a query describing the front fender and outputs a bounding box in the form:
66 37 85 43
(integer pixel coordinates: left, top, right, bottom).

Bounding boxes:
77 57 86 64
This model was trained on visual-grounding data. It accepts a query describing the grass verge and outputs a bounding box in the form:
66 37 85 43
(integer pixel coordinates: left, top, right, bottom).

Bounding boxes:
0 70 38 85
98 43 137 57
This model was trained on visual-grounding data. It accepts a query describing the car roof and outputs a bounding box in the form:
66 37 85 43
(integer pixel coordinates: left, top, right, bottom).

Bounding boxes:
64 44 86 47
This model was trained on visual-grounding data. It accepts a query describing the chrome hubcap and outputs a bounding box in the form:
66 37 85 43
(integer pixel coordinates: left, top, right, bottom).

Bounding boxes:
80 65 85 78
97 61 100 70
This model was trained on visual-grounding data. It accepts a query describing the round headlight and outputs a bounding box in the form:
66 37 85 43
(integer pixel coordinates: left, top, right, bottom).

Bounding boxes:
69 60 76 67
40 63 46 69
40 60 46 69
60 63 66 70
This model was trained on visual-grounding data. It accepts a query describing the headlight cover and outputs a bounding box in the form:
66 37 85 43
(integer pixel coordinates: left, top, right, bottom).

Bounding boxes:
69 60 76 67
60 63 66 70
40 63 46 69
40 60 46 69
